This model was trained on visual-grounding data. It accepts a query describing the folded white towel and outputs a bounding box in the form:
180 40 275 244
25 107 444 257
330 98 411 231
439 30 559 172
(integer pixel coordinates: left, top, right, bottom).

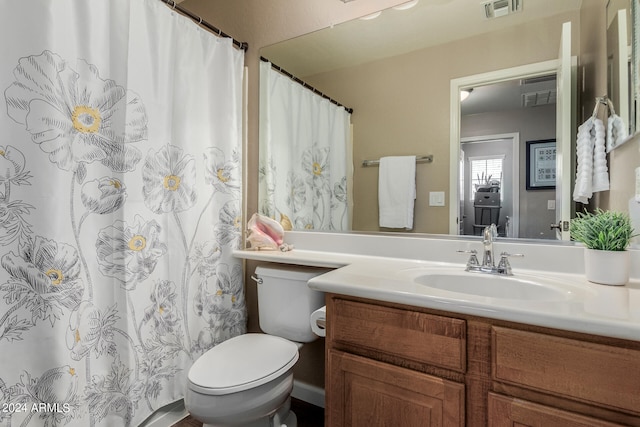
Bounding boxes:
378 155 416 229
573 117 609 203
573 117 594 204
607 113 628 152
592 118 610 192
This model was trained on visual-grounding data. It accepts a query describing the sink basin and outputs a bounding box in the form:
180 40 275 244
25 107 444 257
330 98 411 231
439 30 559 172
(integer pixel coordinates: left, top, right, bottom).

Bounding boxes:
411 271 575 301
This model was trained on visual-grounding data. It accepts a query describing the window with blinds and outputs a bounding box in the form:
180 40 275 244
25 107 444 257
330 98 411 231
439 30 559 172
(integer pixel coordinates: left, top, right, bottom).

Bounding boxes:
470 156 503 201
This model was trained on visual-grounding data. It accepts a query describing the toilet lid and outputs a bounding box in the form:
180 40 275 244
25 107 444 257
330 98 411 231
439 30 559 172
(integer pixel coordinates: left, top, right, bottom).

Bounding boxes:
188 334 299 395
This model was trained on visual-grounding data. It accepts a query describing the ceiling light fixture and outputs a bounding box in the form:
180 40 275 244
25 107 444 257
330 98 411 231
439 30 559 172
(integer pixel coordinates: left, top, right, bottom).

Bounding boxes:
460 88 473 101
359 11 382 20
392 0 419 11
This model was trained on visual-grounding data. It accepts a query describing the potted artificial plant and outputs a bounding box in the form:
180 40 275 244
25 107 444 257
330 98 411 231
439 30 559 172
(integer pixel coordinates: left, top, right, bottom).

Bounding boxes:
570 209 636 285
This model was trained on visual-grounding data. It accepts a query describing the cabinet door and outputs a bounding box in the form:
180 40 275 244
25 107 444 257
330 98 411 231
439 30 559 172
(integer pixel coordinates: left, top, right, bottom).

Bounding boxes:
488 393 626 427
327 350 464 426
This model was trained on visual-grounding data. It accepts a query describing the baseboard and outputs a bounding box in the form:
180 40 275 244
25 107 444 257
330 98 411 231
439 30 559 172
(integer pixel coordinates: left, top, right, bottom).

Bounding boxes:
139 399 188 427
292 380 325 408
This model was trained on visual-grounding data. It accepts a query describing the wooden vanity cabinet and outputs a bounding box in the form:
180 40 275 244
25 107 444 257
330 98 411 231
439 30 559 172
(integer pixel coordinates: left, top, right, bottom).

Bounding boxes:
325 294 640 427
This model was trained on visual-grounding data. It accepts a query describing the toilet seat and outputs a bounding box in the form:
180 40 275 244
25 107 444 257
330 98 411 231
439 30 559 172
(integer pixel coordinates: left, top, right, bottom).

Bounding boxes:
188 334 299 396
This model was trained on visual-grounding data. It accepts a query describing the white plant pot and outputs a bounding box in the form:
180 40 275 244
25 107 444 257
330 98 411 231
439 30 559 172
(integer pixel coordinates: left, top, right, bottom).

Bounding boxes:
584 249 630 286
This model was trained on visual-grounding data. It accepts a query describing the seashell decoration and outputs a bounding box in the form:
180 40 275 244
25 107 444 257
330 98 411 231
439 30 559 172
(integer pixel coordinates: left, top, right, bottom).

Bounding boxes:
246 213 292 251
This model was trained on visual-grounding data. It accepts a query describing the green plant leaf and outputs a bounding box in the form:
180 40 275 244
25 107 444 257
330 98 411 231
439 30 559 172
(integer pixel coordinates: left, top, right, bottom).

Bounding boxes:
569 209 637 251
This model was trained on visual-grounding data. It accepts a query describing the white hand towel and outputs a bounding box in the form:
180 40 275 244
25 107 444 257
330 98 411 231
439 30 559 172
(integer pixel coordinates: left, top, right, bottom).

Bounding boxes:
573 116 610 203
378 156 416 229
592 118 610 192
573 117 595 204
607 113 628 152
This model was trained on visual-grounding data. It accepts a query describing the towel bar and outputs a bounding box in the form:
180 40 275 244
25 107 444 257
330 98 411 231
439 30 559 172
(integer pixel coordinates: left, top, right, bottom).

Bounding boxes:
362 154 433 167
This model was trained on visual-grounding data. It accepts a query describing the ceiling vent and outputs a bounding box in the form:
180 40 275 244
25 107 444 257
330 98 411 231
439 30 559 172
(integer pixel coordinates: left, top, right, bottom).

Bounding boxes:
482 0 522 19
521 74 556 85
522 90 557 108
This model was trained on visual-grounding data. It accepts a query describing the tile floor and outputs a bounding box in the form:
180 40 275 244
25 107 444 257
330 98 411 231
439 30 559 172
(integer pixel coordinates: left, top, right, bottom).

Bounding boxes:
171 398 324 427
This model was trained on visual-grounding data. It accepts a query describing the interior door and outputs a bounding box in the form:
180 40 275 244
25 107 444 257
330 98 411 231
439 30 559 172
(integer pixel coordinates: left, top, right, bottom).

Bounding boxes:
459 147 465 235
461 137 516 237
554 21 575 240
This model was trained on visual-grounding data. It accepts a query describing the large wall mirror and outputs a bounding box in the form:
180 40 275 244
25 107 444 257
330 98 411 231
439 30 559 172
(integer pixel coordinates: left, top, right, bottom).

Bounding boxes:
259 0 626 241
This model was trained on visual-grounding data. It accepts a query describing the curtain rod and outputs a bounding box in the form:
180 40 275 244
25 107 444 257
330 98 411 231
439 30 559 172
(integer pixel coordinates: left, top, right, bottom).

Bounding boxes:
260 57 353 114
160 0 248 51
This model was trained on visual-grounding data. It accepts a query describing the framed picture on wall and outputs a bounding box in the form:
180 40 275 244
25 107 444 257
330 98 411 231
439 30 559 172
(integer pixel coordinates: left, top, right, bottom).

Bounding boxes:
526 139 556 190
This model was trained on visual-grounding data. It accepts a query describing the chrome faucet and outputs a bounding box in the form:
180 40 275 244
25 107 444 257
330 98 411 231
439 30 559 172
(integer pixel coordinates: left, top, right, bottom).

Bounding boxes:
482 223 497 269
457 223 523 276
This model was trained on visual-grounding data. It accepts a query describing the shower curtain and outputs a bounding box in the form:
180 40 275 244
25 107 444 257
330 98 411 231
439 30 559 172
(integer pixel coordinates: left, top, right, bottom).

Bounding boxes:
0 1 246 426
259 61 352 231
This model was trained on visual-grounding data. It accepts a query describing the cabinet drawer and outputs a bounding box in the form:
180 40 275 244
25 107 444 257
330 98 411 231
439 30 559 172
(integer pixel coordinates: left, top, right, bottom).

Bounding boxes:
492 327 640 415
488 393 625 427
330 298 466 372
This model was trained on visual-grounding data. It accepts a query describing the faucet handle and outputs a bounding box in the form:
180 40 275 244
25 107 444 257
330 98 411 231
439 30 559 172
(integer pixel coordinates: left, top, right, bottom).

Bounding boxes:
457 249 479 269
499 251 524 258
497 252 524 275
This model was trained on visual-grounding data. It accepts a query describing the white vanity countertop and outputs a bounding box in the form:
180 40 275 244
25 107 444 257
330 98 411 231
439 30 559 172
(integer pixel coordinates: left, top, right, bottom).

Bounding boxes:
307 258 640 342
233 247 355 268
234 247 640 342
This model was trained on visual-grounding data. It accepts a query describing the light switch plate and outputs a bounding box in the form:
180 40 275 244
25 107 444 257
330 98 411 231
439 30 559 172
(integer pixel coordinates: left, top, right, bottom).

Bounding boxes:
547 200 556 210
429 191 445 206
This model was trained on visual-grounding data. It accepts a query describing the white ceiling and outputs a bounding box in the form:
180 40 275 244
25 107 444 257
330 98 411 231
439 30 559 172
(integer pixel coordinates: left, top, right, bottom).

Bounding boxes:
262 0 582 77
460 74 556 115
261 0 581 115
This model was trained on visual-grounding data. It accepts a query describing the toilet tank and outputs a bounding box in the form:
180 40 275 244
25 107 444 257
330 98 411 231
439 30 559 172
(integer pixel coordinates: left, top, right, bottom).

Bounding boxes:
254 265 328 343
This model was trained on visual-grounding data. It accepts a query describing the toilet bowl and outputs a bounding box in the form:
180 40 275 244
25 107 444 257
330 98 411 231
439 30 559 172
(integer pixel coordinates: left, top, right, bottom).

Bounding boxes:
185 334 299 426
185 266 328 427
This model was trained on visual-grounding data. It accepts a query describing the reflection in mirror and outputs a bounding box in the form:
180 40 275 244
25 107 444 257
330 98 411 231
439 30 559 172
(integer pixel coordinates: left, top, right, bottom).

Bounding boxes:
458 74 558 240
449 54 572 240
259 61 352 231
260 0 609 240
607 0 633 142
632 0 640 135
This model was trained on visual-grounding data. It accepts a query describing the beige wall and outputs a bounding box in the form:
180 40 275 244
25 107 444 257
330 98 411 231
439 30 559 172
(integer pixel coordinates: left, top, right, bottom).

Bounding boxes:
607 134 640 212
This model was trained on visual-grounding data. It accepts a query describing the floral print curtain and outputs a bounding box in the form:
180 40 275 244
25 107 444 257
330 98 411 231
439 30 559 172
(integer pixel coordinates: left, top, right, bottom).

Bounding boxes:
0 1 246 426
259 61 352 231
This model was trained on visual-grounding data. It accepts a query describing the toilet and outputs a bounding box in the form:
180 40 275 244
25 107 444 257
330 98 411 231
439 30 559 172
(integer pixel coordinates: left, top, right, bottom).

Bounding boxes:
185 265 328 427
